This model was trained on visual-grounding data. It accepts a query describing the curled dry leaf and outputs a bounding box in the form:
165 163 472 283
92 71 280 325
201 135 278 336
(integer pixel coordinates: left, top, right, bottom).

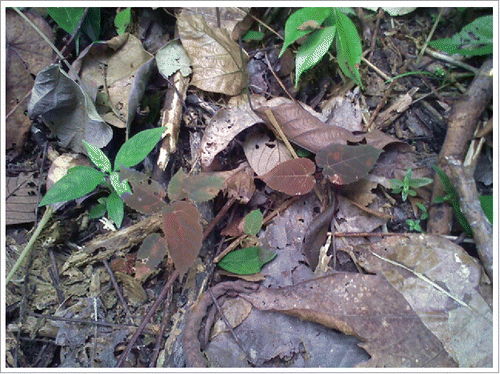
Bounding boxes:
243 128 293 176
260 158 316 196
255 99 363 153
162 201 203 278
177 11 248 95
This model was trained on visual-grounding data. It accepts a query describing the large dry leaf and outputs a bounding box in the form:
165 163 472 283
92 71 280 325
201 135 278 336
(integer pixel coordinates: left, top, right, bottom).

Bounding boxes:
243 128 293 176
6 9 55 149
260 158 316 196
315 143 383 185
162 201 203 278
255 99 363 153
240 273 457 367
28 65 113 154
177 11 248 95
72 34 155 128
353 234 493 367
180 7 249 37
200 95 265 169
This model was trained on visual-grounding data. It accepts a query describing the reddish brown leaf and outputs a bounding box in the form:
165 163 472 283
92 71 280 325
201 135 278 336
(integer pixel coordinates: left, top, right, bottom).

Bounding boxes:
120 168 167 214
135 233 169 280
255 100 363 153
315 144 383 185
162 201 203 277
260 158 315 196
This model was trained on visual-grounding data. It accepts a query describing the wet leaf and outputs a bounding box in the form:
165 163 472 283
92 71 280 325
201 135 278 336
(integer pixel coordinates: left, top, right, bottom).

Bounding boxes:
177 11 248 95
316 144 383 185
28 64 112 154
6 9 55 150
255 99 363 153
244 210 263 236
162 201 203 277
241 273 458 367
135 233 168 280
218 246 276 275
243 128 293 176
260 158 316 196
119 167 167 214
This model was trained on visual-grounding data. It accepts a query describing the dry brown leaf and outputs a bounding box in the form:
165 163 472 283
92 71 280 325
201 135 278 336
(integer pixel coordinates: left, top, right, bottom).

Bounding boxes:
260 158 316 196
353 234 493 367
177 11 248 95
180 7 249 38
6 172 39 225
6 9 55 150
243 128 293 176
241 273 457 367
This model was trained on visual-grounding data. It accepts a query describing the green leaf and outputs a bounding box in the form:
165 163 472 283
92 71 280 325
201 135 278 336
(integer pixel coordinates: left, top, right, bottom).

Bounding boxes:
82 140 112 173
106 191 124 228
47 7 85 35
243 30 264 41
390 179 404 190
114 127 165 171
334 9 363 88
89 202 107 219
280 7 332 57
218 246 276 275
82 8 101 41
39 166 105 206
429 15 493 56
408 177 433 189
295 25 336 84
110 171 132 196
114 7 131 35
244 210 263 236
479 195 493 224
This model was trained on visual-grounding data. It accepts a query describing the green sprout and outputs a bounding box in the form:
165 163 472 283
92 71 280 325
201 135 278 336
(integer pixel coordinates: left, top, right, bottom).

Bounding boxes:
390 168 433 202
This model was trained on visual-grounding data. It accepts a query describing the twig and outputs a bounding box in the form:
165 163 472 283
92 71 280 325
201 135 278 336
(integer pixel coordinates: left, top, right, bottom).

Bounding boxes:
103 259 135 325
362 56 392 81
415 7 444 66
202 196 236 241
365 80 395 131
148 287 172 368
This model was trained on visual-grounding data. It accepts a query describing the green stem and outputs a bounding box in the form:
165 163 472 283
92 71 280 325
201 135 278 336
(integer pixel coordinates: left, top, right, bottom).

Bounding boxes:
6 206 55 285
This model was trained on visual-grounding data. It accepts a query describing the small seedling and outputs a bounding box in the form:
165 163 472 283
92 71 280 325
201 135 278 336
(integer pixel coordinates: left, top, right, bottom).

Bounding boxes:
407 202 429 233
39 127 165 228
390 168 433 202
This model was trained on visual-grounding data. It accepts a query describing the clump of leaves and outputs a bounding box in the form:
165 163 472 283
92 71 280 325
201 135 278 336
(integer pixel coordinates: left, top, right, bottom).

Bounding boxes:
39 127 165 228
429 14 493 56
390 168 433 202
407 202 428 233
218 209 276 275
280 7 363 88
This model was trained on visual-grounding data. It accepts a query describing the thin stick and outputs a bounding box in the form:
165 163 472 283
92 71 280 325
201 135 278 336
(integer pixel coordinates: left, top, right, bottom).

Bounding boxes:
103 259 135 325
415 7 444 66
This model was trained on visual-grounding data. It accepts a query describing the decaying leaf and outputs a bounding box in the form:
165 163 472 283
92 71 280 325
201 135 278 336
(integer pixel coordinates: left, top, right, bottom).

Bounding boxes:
315 143 383 185
6 9 55 150
135 233 169 280
240 273 458 367
156 39 192 79
162 201 203 277
222 163 256 203
243 128 293 176
353 234 493 367
167 169 225 203
255 99 363 153
119 167 167 214
28 64 113 154
180 7 249 38
177 11 248 95
260 158 316 196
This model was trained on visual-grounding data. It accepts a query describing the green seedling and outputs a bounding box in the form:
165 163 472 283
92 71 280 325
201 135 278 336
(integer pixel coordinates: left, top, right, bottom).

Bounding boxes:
218 209 276 275
39 127 165 228
114 7 131 35
407 202 429 233
390 168 433 202
432 165 473 236
280 7 363 88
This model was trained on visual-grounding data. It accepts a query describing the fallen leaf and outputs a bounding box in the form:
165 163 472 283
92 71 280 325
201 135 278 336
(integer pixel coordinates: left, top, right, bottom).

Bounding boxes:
243 128 293 176
315 143 383 185
240 273 458 367
28 64 112 154
260 158 316 196
180 7 249 38
156 39 192 79
167 169 226 203
162 201 203 277
135 233 169 280
6 172 39 225
177 11 248 95
353 234 493 367
6 9 55 150
119 167 167 214
222 163 256 203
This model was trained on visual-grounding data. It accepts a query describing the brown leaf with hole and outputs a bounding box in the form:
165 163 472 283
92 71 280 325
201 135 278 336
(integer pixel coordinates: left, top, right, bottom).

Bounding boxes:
260 158 315 196
120 167 167 214
162 201 203 278
240 273 458 367
6 9 55 150
255 100 363 153
177 11 248 95
316 144 383 185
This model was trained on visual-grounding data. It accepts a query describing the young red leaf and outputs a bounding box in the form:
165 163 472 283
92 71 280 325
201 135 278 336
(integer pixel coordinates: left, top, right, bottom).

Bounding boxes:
162 201 203 277
119 167 167 214
315 144 383 185
260 158 315 196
